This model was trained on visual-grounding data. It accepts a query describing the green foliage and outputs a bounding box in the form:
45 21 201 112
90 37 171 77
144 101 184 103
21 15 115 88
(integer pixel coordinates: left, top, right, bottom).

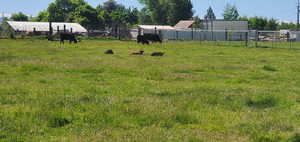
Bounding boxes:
138 8 152 24
10 12 29 21
265 18 278 30
69 4 100 28
47 0 86 22
288 133 300 142
223 4 239 20
32 10 49 22
204 6 216 20
241 16 282 30
138 0 193 25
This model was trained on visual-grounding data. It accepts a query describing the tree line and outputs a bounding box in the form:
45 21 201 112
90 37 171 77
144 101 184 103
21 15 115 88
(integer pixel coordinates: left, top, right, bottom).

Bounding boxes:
7 0 298 31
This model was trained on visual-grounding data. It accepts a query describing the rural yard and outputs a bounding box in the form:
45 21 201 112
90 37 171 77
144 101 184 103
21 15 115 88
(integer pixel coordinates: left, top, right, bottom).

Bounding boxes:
1 39 300 141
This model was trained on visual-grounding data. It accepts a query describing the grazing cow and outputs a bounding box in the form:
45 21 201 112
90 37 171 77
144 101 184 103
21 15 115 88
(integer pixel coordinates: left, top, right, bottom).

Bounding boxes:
137 35 149 45
60 33 78 44
143 34 162 43
105 49 114 54
131 51 144 55
151 52 164 57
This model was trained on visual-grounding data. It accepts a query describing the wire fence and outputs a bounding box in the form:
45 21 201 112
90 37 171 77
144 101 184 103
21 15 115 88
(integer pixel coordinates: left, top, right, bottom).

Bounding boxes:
131 28 300 49
2 23 300 49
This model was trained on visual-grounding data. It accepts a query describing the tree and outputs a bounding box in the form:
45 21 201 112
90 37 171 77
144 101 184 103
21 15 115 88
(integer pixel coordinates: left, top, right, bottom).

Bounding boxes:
265 18 278 30
102 0 125 13
69 4 100 29
167 0 193 25
32 10 49 22
11 12 29 21
248 17 268 30
278 22 296 30
138 0 193 25
223 4 239 20
47 0 86 22
138 8 152 24
204 7 216 20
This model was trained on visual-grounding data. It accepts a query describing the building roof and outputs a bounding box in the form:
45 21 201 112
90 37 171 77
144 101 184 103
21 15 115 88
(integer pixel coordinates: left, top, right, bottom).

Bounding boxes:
7 21 87 33
138 25 175 30
174 20 195 29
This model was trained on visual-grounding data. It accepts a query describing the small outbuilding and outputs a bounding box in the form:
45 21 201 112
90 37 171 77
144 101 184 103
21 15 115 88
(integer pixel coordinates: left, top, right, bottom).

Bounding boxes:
174 20 195 29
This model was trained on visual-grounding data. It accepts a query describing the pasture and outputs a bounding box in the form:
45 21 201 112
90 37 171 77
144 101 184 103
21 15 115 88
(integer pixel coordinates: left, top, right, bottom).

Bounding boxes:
1 39 300 142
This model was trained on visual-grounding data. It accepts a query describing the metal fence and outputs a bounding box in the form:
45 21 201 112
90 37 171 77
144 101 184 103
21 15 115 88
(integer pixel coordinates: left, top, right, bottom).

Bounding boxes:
131 28 300 48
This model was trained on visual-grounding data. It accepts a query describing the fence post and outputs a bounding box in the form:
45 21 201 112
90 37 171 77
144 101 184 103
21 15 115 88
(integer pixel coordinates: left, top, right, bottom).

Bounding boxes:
57 26 60 33
48 21 53 41
225 28 228 41
255 31 258 48
63 25 66 32
191 28 194 40
245 31 248 47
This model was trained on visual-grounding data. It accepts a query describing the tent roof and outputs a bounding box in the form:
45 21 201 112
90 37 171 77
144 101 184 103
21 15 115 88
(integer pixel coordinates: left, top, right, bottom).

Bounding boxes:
174 20 195 29
7 21 87 33
138 25 175 30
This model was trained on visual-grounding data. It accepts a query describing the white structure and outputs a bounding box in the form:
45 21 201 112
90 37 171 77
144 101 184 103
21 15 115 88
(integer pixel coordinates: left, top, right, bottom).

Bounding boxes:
138 25 175 34
6 21 87 33
203 20 248 31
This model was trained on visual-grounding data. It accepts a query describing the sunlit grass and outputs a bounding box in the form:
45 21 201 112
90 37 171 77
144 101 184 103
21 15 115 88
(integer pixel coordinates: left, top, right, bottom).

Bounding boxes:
0 39 300 142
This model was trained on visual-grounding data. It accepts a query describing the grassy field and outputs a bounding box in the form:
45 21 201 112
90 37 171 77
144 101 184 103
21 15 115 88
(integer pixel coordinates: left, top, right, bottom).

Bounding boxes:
1 39 300 142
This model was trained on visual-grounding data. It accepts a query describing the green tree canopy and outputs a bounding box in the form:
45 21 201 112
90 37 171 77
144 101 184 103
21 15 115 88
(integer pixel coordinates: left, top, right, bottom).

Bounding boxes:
69 4 100 29
32 11 49 22
138 0 193 25
223 4 239 20
47 0 86 22
204 7 216 20
11 12 29 21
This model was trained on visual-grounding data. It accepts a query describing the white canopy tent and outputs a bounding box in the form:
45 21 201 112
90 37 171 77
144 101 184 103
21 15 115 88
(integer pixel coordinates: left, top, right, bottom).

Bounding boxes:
6 21 87 33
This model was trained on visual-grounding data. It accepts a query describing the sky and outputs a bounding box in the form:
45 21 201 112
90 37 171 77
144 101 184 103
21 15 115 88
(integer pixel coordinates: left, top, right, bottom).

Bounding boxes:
0 0 297 22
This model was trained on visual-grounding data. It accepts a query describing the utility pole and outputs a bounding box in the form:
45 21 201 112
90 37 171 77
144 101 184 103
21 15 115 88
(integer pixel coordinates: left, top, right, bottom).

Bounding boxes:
297 0 300 31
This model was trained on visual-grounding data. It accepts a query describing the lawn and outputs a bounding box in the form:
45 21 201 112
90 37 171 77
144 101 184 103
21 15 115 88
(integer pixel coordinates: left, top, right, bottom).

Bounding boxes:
0 39 300 142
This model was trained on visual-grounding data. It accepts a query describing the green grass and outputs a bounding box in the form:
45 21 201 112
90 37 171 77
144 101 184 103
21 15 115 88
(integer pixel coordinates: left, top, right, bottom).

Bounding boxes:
1 39 300 142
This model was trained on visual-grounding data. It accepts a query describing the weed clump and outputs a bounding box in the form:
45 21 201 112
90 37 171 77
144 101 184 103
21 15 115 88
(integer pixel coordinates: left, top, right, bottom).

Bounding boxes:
288 133 300 142
263 65 277 72
49 117 71 128
246 96 278 109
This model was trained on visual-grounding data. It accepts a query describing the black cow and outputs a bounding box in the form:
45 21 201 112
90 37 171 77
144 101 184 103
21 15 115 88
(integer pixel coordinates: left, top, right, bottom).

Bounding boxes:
137 35 149 45
143 34 162 43
60 33 78 44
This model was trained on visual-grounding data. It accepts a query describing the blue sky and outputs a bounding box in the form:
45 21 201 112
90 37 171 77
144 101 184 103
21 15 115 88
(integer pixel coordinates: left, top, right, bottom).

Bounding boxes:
0 0 297 22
